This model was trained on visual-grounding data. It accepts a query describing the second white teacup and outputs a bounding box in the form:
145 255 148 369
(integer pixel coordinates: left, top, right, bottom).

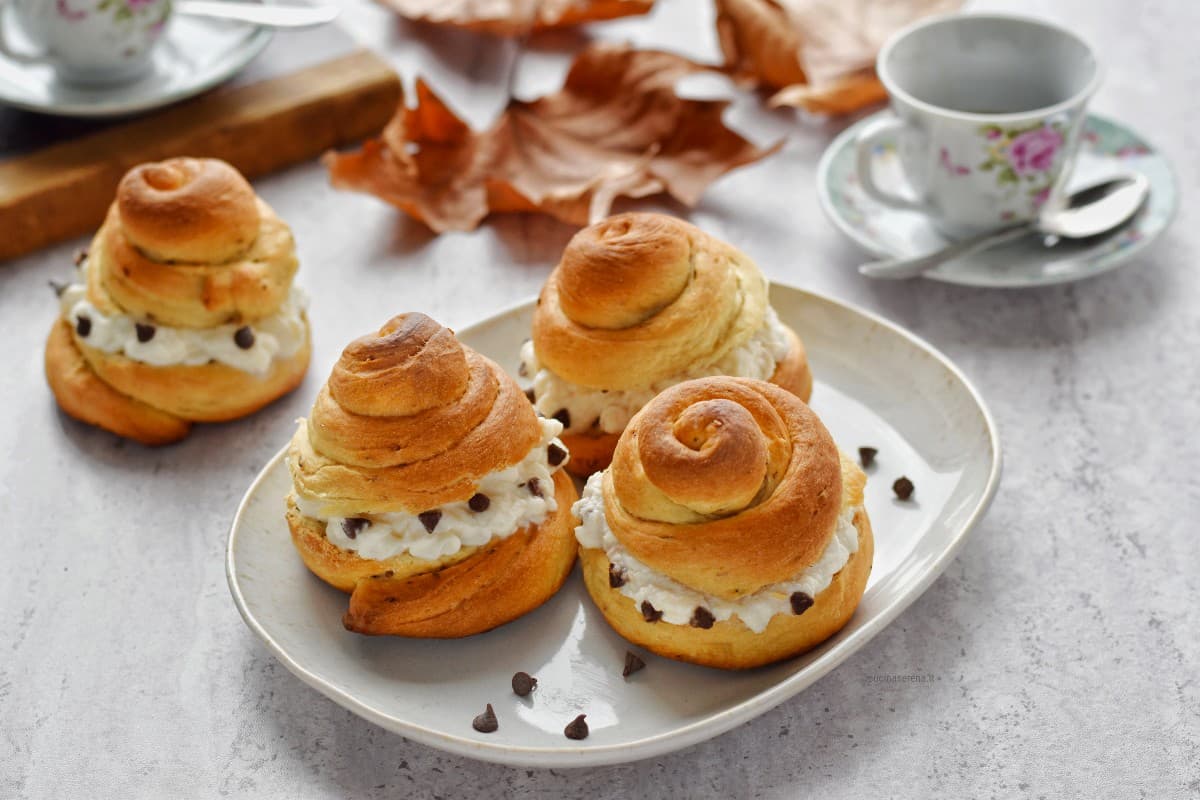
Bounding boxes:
856 13 1101 238
0 0 173 85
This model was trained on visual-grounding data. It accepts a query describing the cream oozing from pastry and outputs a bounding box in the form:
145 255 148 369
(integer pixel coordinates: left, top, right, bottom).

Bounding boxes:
59 260 308 376
292 418 569 562
520 307 793 434
573 473 861 634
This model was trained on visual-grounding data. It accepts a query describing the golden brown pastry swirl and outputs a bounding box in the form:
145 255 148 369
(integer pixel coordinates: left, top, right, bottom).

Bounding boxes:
90 157 297 328
577 376 872 669
290 314 543 516
603 377 847 599
286 313 579 638
532 212 771 391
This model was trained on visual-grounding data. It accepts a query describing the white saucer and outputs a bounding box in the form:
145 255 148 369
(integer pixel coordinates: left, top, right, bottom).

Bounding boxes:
817 112 1178 288
0 5 272 118
226 284 1001 767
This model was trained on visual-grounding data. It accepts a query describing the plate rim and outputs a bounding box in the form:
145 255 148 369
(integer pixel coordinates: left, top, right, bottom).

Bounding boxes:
816 110 1179 289
226 283 1003 768
0 6 272 118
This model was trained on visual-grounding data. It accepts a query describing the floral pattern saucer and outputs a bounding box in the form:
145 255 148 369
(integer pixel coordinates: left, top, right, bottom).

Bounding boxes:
817 112 1177 288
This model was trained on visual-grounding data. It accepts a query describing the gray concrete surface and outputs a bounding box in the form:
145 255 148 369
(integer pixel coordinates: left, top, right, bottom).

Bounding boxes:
2 0 1197 796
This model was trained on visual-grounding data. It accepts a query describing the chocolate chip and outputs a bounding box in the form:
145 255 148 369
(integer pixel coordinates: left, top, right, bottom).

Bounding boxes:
858 447 878 469
511 671 537 697
526 478 543 498
135 323 156 343
341 517 369 539
564 714 589 740
73 249 88 266
418 510 442 533
622 651 645 678
233 326 255 349
547 443 567 467
790 592 814 616
472 704 498 733
552 408 571 428
690 606 715 629
641 601 662 623
524 387 536 403
608 564 626 588
48 280 68 297
468 493 490 512
518 361 528 377
75 315 91 337
893 476 915 500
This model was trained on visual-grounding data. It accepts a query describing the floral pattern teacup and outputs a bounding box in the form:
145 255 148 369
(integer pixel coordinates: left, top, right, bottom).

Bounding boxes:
0 0 173 85
855 13 1101 238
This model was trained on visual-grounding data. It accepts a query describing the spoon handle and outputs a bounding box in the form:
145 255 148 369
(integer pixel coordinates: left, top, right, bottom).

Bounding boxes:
858 222 1032 280
175 1 340 28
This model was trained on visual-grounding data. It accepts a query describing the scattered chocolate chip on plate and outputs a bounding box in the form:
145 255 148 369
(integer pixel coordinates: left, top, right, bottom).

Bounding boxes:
511 671 537 697
859 446 878 468
622 651 645 679
472 704 498 734
893 476 915 500
564 714 589 741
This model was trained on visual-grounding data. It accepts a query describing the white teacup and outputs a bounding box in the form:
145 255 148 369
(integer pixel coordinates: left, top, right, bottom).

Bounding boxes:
0 0 173 85
855 14 1101 238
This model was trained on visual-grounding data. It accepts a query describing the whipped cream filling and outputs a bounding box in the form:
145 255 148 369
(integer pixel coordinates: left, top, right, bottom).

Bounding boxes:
520 307 793 434
293 418 569 562
58 260 308 376
573 473 861 634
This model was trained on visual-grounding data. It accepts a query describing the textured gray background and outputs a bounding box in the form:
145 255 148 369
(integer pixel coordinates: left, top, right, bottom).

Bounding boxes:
2 0 1197 796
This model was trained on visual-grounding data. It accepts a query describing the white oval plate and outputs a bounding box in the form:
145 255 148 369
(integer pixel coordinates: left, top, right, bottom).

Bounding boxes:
227 284 1001 768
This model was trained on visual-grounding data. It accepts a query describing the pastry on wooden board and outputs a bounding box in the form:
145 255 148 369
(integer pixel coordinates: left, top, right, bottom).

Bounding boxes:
44 157 310 445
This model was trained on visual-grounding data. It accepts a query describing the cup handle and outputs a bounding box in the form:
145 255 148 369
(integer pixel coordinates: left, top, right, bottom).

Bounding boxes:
854 116 933 213
0 6 50 64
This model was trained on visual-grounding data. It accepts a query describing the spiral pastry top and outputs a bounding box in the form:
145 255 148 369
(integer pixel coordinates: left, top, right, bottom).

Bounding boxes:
88 157 298 328
598 377 851 600
532 213 770 391
285 313 579 638
289 313 546 517
574 376 871 667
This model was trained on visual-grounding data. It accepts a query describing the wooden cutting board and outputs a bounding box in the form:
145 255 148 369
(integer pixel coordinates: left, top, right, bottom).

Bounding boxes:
0 25 401 262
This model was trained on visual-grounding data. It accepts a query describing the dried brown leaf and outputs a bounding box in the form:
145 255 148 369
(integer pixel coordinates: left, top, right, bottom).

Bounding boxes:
375 0 655 35
716 0 806 89
715 0 961 114
324 43 779 233
769 68 888 115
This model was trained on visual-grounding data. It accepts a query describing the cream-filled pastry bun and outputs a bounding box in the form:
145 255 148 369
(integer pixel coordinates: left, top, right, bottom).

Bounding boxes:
520 212 812 477
286 313 579 638
574 376 872 670
44 157 310 445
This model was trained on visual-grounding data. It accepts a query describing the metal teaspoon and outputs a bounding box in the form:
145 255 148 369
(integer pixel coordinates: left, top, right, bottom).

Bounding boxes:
858 173 1151 280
